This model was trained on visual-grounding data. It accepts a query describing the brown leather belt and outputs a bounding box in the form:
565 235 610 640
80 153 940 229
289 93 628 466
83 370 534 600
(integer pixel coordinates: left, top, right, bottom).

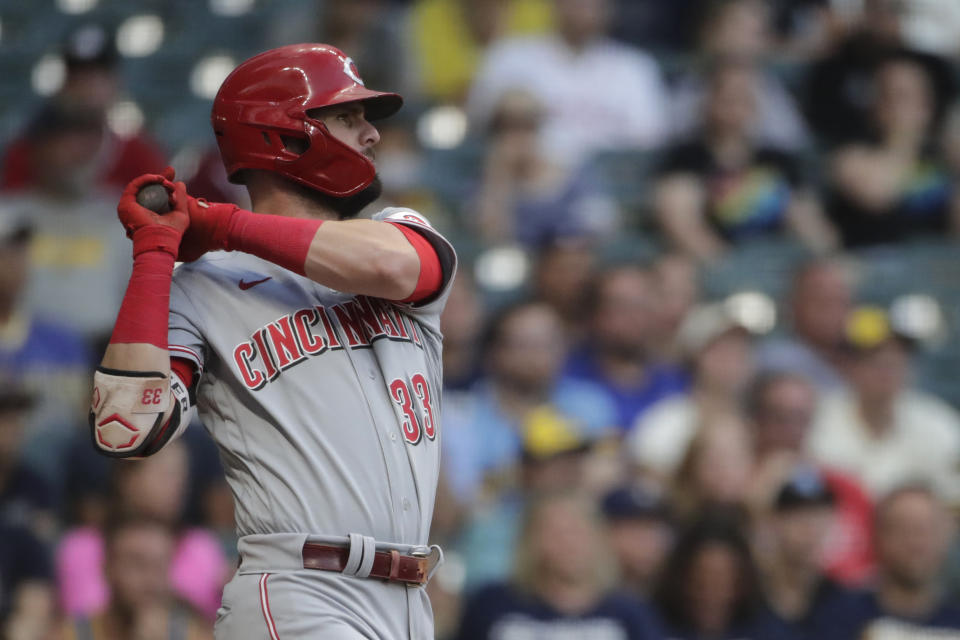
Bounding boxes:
301 542 428 586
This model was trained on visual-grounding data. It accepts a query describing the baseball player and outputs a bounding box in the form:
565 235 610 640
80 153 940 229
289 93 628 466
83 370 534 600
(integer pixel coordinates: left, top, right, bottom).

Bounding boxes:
89 44 456 639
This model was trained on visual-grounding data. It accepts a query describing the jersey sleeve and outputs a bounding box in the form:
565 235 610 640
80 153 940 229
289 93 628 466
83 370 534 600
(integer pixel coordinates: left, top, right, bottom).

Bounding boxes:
372 208 458 331
168 274 207 375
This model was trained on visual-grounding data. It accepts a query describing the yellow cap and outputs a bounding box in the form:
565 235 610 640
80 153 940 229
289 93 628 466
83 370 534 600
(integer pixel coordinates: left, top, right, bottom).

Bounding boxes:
845 306 893 350
521 406 587 460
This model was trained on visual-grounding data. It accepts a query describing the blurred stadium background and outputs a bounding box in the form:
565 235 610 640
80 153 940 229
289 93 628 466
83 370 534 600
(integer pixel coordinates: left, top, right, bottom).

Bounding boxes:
5 0 960 638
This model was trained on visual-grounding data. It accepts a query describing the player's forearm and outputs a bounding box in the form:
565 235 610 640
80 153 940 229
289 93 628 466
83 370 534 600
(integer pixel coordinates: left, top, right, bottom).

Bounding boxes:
101 248 175 375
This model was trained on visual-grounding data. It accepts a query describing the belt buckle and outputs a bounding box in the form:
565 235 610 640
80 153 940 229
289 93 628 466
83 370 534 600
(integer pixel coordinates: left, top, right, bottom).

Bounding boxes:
409 545 444 586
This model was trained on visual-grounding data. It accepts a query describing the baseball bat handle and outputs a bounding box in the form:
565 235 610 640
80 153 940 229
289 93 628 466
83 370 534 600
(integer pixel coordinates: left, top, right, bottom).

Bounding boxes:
136 183 172 214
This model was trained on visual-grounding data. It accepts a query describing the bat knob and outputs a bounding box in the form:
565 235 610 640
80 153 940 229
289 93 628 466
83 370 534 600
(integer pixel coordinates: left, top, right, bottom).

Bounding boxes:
136 184 171 214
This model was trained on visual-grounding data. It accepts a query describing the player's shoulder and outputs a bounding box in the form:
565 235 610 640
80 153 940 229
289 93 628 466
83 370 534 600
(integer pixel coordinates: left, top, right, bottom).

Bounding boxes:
172 251 276 288
372 206 436 229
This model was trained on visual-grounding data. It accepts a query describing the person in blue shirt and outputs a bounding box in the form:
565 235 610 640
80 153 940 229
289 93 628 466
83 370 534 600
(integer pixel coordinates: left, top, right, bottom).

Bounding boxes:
825 484 960 640
565 264 688 430
0 208 92 491
456 406 603 591
443 300 617 504
455 491 663 640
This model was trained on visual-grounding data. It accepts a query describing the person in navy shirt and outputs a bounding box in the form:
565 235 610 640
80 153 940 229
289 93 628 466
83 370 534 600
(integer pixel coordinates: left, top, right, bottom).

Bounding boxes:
565 264 688 430
455 492 663 640
652 512 762 640
753 466 866 640
824 484 960 640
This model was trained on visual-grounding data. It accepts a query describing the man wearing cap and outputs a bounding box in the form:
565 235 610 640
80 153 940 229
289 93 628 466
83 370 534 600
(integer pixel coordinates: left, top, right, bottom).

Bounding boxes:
807 306 960 500
1 23 165 193
455 403 601 591
628 301 755 479
601 484 674 597
748 371 874 584
754 465 864 639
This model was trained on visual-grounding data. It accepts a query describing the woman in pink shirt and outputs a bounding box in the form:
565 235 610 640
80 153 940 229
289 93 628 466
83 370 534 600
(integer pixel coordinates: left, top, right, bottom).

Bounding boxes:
56 440 228 620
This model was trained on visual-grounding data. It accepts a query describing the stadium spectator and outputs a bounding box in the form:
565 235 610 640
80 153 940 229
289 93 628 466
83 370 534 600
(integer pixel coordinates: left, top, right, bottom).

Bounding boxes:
454 406 598 591
768 0 836 60
629 302 755 480
826 485 960 638
808 307 960 501
755 256 854 391
440 271 485 392
58 514 213 640
442 301 616 504
669 417 755 524
828 54 955 247
753 466 865 638
531 238 597 341
646 253 699 365
0 23 165 193
652 514 762 639
2 104 132 344
0 384 54 542
565 265 688 430
467 0 668 168
670 0 811 151
803 0 954 146
601 483 674 598
455 492 662 640
606 0 699 54
747 372 874 584
56 441 228 621
0 521 54 640
268 0 409 95
410 0 554 103
655 59 837 263
0 207 91 488
472 90 619 247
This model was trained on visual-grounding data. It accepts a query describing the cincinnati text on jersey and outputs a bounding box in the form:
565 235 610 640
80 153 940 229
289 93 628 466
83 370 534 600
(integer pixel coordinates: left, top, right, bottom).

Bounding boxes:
232 295 425 390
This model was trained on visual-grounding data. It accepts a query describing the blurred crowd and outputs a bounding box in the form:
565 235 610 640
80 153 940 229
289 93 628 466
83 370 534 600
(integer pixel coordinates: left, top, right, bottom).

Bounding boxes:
5 0 960 638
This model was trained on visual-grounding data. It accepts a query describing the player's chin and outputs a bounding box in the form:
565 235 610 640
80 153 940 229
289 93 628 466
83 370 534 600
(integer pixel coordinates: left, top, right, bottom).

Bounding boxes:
334 175 382 220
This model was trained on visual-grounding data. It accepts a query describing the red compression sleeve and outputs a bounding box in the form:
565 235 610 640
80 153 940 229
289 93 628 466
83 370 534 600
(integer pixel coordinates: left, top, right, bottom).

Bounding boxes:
109 250 174 348
390 223 443 303
170 357 196 390
227 209 322 276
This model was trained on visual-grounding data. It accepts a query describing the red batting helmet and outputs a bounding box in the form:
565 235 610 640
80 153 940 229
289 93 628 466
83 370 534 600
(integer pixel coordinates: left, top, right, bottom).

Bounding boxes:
211 44 402 197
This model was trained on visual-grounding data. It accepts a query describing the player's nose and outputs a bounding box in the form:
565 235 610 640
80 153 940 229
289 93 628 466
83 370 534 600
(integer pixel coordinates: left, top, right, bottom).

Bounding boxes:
360 119 380 149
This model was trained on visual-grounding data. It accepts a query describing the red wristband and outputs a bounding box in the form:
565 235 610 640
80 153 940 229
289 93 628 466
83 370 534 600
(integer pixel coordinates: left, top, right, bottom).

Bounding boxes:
131 225 181 258
226 209 322 276
109 250 175 348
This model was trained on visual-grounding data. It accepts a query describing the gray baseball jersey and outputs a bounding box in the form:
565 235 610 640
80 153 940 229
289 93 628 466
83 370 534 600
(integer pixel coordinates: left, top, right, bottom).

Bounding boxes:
166 208 456 638
169 209 456 640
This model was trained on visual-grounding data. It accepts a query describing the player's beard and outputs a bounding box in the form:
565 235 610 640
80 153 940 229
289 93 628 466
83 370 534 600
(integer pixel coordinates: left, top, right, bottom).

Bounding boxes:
321 175 383 220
